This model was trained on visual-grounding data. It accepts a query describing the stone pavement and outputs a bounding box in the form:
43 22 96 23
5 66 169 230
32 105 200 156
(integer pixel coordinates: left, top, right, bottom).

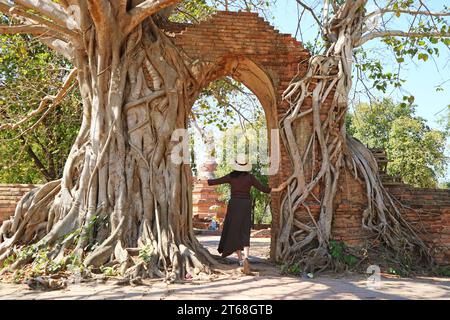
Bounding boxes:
1 273 448 300
0 236 448 300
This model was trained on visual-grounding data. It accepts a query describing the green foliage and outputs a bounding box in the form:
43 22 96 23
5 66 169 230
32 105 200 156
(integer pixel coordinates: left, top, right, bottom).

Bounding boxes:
437 105 450 134
329 240 359 268
438 181 450 189
355 48 406 93
138 245 153 264
2 242 86 278
434 266 450 277
100 266 118 277
250 158 271 224
64 252 83 268
12 270 24 284
348 99 448 188
170 0 215 22
31 249 63 276
387 266 406 277
191 78 242 132
6 244 64 277
387 117 447 188
354 1 449 97
280 262 302 276
1 255 16 269
170 0 276 23
348 98 416 148
16 243 40 261
0 31 82 184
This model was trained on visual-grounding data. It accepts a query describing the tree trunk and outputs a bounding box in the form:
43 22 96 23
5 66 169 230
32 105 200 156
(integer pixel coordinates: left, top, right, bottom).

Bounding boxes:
276 0 431 272
0 19 214 282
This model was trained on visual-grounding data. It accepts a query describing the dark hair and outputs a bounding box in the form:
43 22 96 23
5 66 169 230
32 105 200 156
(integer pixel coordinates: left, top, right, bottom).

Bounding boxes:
230 170 250 178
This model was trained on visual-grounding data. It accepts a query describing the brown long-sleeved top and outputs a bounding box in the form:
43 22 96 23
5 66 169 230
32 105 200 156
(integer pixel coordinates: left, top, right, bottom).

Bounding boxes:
207 173 271 199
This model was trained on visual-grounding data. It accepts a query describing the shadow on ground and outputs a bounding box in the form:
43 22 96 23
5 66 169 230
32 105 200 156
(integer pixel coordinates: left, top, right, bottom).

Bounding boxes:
0 235 448 300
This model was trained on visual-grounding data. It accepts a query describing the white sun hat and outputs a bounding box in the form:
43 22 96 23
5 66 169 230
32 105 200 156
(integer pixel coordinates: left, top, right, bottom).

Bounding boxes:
231 153 252 172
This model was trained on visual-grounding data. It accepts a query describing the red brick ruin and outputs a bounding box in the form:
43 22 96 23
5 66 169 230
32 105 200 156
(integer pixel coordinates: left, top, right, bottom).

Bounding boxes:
0 11 448 264
192 159 227 230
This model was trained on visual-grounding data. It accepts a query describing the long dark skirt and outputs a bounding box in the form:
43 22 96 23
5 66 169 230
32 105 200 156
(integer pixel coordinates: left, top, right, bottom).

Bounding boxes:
218 197 252 258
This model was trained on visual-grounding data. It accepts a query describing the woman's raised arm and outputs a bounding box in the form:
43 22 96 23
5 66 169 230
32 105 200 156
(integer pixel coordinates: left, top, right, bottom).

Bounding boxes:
271 180 288 192
207 174 231 186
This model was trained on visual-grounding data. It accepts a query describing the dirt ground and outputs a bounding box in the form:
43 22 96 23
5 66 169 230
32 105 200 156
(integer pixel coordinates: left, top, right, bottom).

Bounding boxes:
0 235 448 300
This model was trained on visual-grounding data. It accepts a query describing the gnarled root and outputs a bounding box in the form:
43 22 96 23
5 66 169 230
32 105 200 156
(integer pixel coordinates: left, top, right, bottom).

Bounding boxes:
346 136 432 267
275 1 432 274
0 180 217 283
0 18 221 284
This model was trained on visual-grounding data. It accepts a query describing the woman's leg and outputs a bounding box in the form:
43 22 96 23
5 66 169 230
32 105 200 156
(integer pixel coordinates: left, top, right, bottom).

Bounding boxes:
243 246 250 259
236 250 242 261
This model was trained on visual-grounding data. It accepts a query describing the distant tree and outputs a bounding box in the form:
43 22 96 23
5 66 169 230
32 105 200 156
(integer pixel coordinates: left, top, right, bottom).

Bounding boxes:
438 181 450 189
349 98 415 148
437 105 450 133
387 116 447 188
347 99 448 188
0 33 81 183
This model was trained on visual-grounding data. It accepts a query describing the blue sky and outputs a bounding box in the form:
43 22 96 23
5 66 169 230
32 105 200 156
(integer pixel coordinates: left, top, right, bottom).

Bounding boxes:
271 0 450 128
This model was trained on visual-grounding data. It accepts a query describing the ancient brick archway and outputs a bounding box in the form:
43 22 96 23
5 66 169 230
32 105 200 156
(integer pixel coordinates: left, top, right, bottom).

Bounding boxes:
161 11 450 264
164 11 312 258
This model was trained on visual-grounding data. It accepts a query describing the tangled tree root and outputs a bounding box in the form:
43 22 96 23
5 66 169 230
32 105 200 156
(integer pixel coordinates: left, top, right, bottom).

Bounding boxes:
275 2 433 275
0 179 237 286
0 18 227 285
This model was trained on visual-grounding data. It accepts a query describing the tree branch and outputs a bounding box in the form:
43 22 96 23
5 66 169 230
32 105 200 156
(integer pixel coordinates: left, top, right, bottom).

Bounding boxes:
124 0 181 35
0 0 12 14
295 0 323 29
0 22 73 59
357 30 450 47
366 8 450 21
0 68 78 132
8 6 78 38
86 0 111 23
21 136 54 181
86 0 113 47
13 0 69 28
109 0 128 17
0 24 52 35
39 37 74 60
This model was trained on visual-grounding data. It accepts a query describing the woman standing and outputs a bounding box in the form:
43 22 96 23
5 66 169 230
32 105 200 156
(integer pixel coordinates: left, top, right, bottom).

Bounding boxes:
207 154 287 274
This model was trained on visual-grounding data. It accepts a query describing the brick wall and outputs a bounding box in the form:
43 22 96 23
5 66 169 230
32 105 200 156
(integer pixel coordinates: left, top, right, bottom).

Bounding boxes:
0 184 38 223
387 186 450 264
331 172 450 264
